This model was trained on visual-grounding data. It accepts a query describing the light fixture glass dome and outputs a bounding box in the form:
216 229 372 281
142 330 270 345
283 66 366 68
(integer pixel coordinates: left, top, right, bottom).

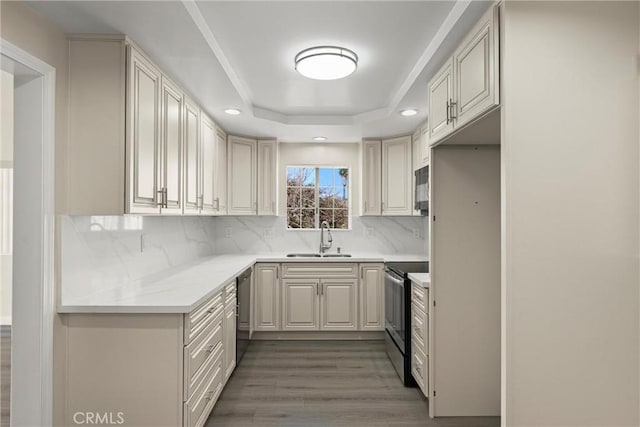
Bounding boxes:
295 46 358 80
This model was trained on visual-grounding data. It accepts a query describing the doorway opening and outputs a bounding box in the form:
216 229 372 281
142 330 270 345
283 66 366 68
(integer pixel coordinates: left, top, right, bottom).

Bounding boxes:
0 40 56 426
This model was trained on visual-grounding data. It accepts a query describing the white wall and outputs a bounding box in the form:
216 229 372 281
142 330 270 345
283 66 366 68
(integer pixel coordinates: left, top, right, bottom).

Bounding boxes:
0 70 13 325
502 2 639 425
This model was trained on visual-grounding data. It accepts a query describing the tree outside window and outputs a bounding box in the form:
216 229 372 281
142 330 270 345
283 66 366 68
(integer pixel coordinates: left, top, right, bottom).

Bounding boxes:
286 167 349 229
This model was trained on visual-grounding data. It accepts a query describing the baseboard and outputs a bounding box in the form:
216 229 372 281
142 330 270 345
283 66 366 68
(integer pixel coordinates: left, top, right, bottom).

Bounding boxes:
251 330 385 340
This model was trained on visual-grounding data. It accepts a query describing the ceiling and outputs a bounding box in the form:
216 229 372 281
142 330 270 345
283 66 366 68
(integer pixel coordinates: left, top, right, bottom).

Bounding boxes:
27 0 493 142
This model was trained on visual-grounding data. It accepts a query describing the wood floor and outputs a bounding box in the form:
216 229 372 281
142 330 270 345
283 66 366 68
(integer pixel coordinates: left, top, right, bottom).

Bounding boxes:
206 340 500 427
1 326 10 427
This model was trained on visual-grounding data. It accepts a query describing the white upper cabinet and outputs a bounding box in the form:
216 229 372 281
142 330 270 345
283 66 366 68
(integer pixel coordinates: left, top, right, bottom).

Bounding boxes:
428 58 455 144
159 76 183 215
227 136 258 215
453 5 499 129
257 139 277 216
200 113 217 215
214 128 228 215
183 98 200 215
67 36 241 217
420 124 430 167
362 140 382 216
127 46 162 214
428 5 499 146
382 136 413 216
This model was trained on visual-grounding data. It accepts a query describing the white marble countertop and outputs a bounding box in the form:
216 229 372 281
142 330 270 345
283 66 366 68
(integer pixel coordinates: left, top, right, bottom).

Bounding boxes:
59 253 428 314
408 272 431 288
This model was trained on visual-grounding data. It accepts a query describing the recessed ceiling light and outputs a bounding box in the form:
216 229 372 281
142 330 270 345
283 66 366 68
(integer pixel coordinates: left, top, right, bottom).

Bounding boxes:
224 108 241 115
295 46 358 80
312 136 328 141
400 109 418 117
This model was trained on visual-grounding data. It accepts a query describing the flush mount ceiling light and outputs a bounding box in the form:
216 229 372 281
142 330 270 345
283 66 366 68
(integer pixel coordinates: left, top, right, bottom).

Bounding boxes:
224 108 241 115
295 46 358 80
400 109 418 117
312 136 328 141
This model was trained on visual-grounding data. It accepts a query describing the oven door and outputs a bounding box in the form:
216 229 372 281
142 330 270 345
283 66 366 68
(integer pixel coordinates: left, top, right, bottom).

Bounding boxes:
384 268 406 354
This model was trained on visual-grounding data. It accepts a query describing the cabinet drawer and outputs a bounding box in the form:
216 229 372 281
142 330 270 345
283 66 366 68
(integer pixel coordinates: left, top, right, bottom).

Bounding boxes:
184 311 223 400
282 263 357 278
411 283 429 314
224 281 236 296
411 343 428 395
183 351 224 427
185 291 223 344
411 304 428 353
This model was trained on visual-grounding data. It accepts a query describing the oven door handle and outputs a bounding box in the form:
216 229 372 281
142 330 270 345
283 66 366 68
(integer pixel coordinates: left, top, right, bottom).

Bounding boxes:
385 271 405 285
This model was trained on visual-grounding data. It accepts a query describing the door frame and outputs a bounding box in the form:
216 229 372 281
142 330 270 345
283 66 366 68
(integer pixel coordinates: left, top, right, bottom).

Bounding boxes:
1 38 56 426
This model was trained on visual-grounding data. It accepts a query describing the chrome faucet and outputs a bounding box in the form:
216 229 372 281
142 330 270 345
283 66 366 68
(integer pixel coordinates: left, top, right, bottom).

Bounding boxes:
319 221 333 254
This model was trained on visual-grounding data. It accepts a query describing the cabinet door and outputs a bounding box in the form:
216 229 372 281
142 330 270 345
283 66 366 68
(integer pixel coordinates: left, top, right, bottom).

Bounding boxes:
159 76 183 215
127 46 161 213
227 136 257 215
282 279 319 330
428 58 455 145
320 279 358 330
200 113 216 214
213 128 228 215
183 98 200 214
257 139 277 216
412 129 422 216
254 264 280 331
362 140 382 215
420 124 430 166
359 264 384 330
224 304 236 381
453 5 498 129
382 136 413 216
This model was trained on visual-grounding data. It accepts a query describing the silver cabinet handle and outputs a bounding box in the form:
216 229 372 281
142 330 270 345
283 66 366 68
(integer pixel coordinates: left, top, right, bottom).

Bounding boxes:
157 189 164 207
381 201 385 212
205 391 214 401
163 188 168 208
206 344 215 353
254 201 258 213
207 307 215 314
197 194 204 210
449 98 457 121
215 197 220 211
446 100 450 125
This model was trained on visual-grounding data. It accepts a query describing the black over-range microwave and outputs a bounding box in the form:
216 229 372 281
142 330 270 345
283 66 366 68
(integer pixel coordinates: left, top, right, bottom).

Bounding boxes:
414 165 429 214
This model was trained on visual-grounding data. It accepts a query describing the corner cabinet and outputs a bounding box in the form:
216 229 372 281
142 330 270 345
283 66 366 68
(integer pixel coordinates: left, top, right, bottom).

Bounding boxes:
428 4 500 146
227 136 257 215
227 136 278 216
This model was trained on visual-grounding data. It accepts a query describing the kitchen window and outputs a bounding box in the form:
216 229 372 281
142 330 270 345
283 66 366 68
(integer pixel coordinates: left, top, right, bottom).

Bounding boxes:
286 166 349 229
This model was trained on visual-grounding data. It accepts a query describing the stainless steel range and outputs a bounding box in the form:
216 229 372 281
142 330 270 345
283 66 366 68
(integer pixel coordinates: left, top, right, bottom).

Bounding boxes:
384 261 429 386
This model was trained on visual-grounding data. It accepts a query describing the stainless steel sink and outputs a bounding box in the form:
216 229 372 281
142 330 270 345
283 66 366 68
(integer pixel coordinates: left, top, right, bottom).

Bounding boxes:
286 253 322 258
322 254 352 258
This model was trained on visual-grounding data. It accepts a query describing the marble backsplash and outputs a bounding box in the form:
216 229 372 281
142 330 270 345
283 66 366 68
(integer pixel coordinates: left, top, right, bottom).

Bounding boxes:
60 215 216 300
60 214 428 300
211 216 429 255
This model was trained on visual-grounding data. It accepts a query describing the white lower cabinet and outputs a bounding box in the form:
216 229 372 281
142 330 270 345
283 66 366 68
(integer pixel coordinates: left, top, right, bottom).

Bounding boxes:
320 279 358 330
282 279 320 330
411 282 430 399
359 264 385 330
255 263 383 333
254 264 280 330
64 282 239 427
